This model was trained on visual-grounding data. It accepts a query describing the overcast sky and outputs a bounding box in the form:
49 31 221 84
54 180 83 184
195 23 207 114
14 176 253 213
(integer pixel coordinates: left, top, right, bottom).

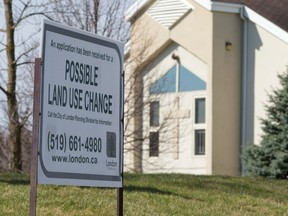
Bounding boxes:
0 0 134 128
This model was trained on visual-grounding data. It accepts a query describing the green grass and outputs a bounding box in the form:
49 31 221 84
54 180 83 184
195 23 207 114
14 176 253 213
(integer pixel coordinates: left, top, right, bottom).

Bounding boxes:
0 173 287 215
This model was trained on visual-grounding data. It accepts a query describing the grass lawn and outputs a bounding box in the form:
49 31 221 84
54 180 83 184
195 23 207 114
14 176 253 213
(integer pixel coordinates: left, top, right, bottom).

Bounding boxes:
0 173 287 215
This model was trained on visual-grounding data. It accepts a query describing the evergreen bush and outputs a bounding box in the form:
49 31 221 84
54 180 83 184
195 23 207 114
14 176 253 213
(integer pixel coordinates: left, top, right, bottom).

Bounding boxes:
243 70 288 179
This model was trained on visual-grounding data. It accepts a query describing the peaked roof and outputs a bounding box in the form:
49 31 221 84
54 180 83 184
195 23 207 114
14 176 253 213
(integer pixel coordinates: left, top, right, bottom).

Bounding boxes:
126 0 288 41
212 0 288 32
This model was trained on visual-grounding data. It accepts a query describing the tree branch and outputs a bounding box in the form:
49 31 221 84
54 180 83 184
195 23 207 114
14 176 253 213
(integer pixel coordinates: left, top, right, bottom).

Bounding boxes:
0 85 9 96
14 12 54 29
15 45 38 65
16 61 34 67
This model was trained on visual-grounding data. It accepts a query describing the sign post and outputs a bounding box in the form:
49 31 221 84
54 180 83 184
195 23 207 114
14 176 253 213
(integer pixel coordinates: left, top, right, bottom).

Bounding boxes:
30 58 41 216
38 19 124 187
31 19 124 214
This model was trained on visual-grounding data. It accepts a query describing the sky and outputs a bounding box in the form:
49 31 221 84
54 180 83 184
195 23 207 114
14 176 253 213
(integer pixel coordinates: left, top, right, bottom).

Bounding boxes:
0 1 42 129
0 0 134 129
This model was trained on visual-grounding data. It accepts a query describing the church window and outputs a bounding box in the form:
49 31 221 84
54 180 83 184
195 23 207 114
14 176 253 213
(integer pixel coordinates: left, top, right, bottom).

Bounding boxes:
150 101 160 127
194 98 206 155
149 132 159 157
195 130 205 155
195 98 205 123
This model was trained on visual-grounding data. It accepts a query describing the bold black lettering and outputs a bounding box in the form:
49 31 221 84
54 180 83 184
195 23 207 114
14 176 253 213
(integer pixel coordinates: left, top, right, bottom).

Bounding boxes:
75 62 79 82
94 66 98 86
65 60 70 80
108 95 112 114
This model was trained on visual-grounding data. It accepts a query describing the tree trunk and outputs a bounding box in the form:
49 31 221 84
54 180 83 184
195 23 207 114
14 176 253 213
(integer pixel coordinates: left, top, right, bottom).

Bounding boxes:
4 0 22 171
133 69 143 173
93 0 100 33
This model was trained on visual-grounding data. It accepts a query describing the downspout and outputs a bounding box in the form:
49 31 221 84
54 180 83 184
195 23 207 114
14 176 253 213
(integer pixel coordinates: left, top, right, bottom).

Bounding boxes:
240 6 248 176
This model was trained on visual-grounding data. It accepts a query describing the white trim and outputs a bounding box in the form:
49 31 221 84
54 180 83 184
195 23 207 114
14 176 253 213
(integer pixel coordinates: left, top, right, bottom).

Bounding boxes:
244 7 288 43
194 0 211 10
193 96 207 156
240 7 248 176
194 1 288 43
211 2 242 13
126 0 288 43
126 0 194 22
194 0 241 13
147 0 193 29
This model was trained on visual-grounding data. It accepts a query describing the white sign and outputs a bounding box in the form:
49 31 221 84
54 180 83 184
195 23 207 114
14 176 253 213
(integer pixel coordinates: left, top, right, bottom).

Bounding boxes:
38 20 123 187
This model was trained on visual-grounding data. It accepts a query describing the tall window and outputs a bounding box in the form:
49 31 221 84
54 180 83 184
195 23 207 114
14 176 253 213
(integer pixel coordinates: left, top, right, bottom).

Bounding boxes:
149 132 159 157
195 130 205 155
150 101 160 157
150 101 159 127
195 98 205 124
195 98 206 155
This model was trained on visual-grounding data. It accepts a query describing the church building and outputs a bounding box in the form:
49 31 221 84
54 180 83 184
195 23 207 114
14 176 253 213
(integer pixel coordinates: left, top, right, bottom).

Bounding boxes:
124 0 288 175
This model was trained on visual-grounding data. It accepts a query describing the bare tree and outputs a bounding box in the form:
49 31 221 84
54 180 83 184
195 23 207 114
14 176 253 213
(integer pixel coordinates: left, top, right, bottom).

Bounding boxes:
51 0 186 172
0 0 183 173
49 0 130 42
0 0 130 172
0 128 10 171
123 18 192 172
0 0 51 171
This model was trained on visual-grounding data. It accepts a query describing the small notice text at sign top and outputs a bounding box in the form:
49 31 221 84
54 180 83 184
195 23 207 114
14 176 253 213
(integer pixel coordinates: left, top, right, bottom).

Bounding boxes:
38 20 124 188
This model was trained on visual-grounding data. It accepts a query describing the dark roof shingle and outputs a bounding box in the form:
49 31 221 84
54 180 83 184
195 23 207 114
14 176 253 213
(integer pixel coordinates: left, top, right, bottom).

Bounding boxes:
212 0 288 32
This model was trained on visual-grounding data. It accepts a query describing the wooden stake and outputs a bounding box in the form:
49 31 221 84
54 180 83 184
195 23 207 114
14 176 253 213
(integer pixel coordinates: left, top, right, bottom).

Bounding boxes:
30 58 41 216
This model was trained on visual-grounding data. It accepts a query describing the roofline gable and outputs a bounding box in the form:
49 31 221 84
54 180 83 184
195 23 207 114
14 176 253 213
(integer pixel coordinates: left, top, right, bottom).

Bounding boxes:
195 0 288 43
243 6 288 44
126 0 288 43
